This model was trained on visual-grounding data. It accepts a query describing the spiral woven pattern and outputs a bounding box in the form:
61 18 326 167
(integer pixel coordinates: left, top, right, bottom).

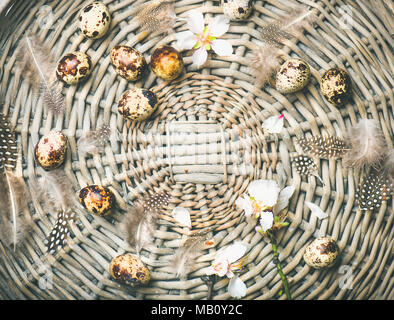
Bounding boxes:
0 0 393 300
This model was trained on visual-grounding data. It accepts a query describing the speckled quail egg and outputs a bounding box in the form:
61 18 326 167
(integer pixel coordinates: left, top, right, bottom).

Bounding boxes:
110 45 146 81
117 88 158 121
109 254 150 287
221 0 254 20
274 58 311 94
303 237 340 269
35 130 68 170
150 45 184 81
78 185 115 216
56 51 92 85
79 1 111 39
320 68 352 106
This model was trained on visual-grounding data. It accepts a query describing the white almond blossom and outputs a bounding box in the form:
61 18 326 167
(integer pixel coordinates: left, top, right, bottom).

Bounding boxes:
205 242 248 299
176 9 233 68
236 180 295 233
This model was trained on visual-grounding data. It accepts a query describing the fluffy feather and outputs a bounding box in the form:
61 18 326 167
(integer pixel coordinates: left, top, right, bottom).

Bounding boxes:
16 34 64 115
260 4 316 47
135 0 176 34
383 149 394 185
250 44 281 87
0 171 32 250
0 113 32 250
34 168 81 254
122 192 171 255
36 168 80 214
77 124 111 158
344 119 387 170
170 229 210 278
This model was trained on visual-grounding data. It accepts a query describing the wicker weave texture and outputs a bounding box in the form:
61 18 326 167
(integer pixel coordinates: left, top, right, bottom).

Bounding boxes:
0 0 393 300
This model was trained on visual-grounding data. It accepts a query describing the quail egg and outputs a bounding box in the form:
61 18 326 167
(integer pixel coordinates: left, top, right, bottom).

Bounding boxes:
79 1 111 39
117 88 158 121
35 130 68 170
110 45 146 81
320 68 352 106
221 0 254 20
303 237 340 269
274 58 311 94
56 51 92 85
150 45 184 81
109 254 151 287
78 185 115 216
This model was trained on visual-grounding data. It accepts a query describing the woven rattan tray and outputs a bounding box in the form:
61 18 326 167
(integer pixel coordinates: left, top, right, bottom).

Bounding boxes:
0 0 393 300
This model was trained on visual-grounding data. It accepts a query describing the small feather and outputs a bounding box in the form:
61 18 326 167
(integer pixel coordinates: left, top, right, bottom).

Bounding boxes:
135 0 176 34
0 171 33 250
292 155 323 183
297 135 350 159
122 192 171 255
35 168 80 214
45 210 75 255
357 172 393 211
33 168 81 254
383 149 394 185
260 4 316 47
249 44 281 87
0 113 33 250
16 34 65 114
305 201 328 220
344 119 388 170
170 229 210 278
77 124 111 158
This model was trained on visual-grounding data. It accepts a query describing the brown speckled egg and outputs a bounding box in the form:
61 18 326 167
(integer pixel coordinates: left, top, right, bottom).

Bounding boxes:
79 1 111 39
303 237 340 269
320 68 352 106
151 45 184 81
221 0 254 20
35 130 68 170
109 254 150 287
274 58 311 94
78 185 115 216
110 45 146 81
117 88 158 121
56 51 92 85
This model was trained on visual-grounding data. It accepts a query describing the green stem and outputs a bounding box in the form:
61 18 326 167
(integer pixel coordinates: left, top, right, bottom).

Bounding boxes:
268 231 292 300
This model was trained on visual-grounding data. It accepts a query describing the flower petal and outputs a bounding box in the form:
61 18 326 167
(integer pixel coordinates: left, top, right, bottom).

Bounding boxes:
235 195 254 217
247 179 281 207
217 242 247 264
208 15 230 37
205 266 216 275
176 30 198 50
259 211 274 232
274 185 295 215
192 46 208 68
172 206 192 228
228 276 247 299
211 39 233 56
187 9 204 34
262 114 284 134
305 201 329 220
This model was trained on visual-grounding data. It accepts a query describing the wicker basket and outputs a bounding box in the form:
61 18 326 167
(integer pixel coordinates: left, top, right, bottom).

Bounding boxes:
0 0 393 300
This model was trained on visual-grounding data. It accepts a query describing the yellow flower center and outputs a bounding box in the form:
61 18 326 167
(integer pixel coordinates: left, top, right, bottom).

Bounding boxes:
194 26 216 50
